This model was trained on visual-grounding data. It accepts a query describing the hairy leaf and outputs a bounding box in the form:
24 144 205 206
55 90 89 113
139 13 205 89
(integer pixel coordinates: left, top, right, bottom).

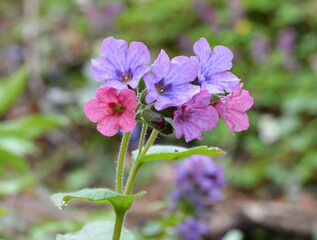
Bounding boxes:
51 188 146 212
133 145 225 164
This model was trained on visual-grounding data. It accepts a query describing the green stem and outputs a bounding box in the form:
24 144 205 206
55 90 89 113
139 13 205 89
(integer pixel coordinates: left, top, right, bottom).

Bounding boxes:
112 210 125 240
123 162 142 195
140 129 159 157
116 132 131 194
124 129 159 195
136 124 147 160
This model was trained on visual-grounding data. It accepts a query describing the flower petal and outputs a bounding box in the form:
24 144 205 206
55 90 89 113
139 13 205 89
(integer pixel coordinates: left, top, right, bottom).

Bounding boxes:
84 99 110 123
166 56 197 85
97 115 119 136
100 36 128 73
193 38 212 67
151 50 171 81
128 65 150 89
118 89 137 110
101 79 128 90
203 46 234 76
96 86 119 103
127 41 150 70
118 110 137 132
91 58 119 82
144 73 160 104
203 71 240 94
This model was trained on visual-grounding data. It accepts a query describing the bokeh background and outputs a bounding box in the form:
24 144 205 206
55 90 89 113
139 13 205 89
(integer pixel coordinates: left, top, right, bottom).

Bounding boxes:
0 0 316 239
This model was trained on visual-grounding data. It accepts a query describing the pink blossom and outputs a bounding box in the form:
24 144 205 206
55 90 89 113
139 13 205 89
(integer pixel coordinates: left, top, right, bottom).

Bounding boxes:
215 83 253 134
84 86 137 136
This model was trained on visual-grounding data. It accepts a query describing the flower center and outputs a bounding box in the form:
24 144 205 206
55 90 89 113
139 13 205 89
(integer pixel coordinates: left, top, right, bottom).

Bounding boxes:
121 71 132 83
109 102 125 114
155 79 169 95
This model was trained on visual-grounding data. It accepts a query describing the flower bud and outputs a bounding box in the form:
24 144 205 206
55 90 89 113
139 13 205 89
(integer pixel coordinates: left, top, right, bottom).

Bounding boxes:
151 105 176 118
141 108 174 135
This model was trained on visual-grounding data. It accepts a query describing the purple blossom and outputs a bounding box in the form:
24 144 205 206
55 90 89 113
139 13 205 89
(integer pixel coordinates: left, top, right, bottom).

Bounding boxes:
177 218 210 240
91 36 150 89
173 90 219 142
144 50 200 110
171 155 226 215
251 34 269 63
215 83 253 135
191 38 240 94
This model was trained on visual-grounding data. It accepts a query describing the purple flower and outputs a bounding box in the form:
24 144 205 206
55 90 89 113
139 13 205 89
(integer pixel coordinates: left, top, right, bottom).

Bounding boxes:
171 155 226 215
177 218 210 240
173 90 219 142
144 50 200 111
91 36 150 89
215 83 253 135
191 38 240 94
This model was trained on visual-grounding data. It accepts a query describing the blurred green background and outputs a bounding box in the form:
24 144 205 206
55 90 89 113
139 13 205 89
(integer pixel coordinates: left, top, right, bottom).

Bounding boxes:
0 0 316 239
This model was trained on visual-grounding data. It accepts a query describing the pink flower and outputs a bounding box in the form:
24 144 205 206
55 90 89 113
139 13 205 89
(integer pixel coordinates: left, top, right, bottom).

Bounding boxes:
215 83 253 134
84 86 137 136
173 89 219 142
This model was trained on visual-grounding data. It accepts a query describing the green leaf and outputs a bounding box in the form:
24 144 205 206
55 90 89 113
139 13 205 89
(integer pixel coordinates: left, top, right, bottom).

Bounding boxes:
56 221 134 240
133 145 225 165
0 147 29 173
0 175 36 195
0 67 28 117
51 188 146 212
0 137 38 156
0 114 68 139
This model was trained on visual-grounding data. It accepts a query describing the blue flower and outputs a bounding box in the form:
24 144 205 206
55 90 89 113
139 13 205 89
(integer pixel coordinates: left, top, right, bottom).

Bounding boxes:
177 218 210 240
91 36 150 89
144 50 200 111
191 38 240 94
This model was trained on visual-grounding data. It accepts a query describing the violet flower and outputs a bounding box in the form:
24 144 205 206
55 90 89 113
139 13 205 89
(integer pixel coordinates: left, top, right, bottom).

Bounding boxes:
191 38 240 94
215 83 253 134
173 89 218 142
177 218 210 240
91 36 150 89
171 155 226 215
144 49 200 111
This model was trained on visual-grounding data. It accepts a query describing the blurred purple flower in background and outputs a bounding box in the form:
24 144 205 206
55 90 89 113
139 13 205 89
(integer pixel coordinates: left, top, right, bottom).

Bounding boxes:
276 28 299 70
177 218 210 240
144 50 200 110
194 0 221 32
79 2 124 34
91 36 150 89
173 90 218 142
251 34 270 63
228 0 245 25
170 155 226 215
191 38 240 94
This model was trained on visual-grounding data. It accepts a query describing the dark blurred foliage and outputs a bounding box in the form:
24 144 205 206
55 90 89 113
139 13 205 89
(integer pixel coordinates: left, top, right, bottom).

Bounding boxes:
0 0 316 239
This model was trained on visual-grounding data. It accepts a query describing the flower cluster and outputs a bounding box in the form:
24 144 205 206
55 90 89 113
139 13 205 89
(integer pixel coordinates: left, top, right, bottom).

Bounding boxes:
170 155 226 240
84 36 253 140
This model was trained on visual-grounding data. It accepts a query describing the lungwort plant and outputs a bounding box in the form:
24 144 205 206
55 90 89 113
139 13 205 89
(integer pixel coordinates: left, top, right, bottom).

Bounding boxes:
51 36 253 240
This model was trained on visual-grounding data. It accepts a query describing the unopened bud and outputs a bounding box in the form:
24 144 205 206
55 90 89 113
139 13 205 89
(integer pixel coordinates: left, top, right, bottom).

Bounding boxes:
142 108 174 135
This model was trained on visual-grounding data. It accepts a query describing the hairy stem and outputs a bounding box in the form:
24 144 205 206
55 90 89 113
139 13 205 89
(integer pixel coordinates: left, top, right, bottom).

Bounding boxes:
112 210 125 240
124 129 159 195
136 124 147 160
140 129 159 157
116 132 131 194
